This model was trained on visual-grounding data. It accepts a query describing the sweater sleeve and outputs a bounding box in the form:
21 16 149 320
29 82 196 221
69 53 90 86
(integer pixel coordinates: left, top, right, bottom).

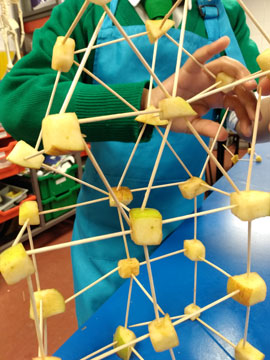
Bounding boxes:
0 0 153 147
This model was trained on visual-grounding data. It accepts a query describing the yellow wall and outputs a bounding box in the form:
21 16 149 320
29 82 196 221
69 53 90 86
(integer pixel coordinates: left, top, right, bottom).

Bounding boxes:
0 52 15 80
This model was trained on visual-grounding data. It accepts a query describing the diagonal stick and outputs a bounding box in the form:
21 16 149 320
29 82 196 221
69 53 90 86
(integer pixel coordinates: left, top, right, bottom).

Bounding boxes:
80 341 117 360
124 278 133 329
63 0 90 43
197 318 236 348
200 184 230 197
27 224 41 291
132 347 144 360
160 0 184 29
12 218 29 246
223 144 234 157
199 256 231 277
140 249 186 266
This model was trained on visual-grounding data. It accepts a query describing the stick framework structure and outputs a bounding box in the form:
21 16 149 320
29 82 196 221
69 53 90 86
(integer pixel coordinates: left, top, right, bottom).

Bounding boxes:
3 1 270 359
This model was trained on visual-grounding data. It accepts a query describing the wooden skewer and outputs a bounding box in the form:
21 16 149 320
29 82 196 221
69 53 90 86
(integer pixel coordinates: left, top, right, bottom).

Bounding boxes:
63 0 90 43
160 0 184 29
246 87 262 191
124 278 133 329
24 150 45 161
132 275 165 316
117 207 130 259
169 348 176 360
193 260 198 305
27 224 41 291
143 245 160 319
185 120 240 193
39 196 109 215
236 0 270 44
188 70 270 104
38 299 43 357
83 140 130 225
65 267 119 304
140 249 186 266
79 107 160 124
197 318 236 348
80 341 117 360
12 218 29 246
247 221 252 276
35 70 61 150
200 183 230 197
130 315 186 328
147 39 159 108
102 4 170 98
194 196 197 240
163 204 236 225
165 33 216 80
27 230 131 256
155 126 192 177
132 347 144 360
173 290 240 326
74 61 137 112
243 306 251 347
223 144 234 157
199 257 231 278
60 12 106 114
131 181 185 193
42 163 109 196
44 319 48 356
75 31 148 54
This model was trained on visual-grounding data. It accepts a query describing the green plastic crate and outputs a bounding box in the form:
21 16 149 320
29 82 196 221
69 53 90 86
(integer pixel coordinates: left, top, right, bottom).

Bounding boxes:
38 164 78 200
41 184 80 222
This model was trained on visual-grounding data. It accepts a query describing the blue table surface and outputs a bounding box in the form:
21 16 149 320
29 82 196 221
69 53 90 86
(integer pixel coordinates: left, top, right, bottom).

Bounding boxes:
55 143 270 360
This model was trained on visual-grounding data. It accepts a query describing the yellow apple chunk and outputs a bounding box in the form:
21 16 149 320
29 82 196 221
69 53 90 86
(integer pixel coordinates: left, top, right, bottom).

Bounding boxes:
235 339 265 360
148 314 179 352
178 177 208 199
184 303 201 321
118 258 140 279
230 191 270 221
256 155 262 163
109 186 133 207
19 201 40 226
159 97 197 120
256 48 270 73
227 273 267 306
113 325 136 360
42 113 85 155
231 154 239 164
216 72 235 93
135 105 168 126
0 243 35 285
130 208 163 246
145 19 175 44
51 36 76 73
6 140 45 169
30 288 66 320
184 239 205 261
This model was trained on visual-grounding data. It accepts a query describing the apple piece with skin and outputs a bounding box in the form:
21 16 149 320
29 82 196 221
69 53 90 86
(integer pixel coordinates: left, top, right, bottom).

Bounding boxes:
235 339 265 360
227 273 267 306
216 72 235 93
178 176 208 200
148 314 179 352
42 113 85 155
0 243 35 285
51 36 76 73
109 186 133 207
184 304 201 321
6 140 45 169
130 208 162 246
256 48 270 74
256 155 262 163
184 239 205 261
159 97 197 120
145 19 175 44
231 154 239 164
113 325 136 360
29 289 66 320
19 201 40 226
118 258 140 279
230 190 270 221
135 105 168 126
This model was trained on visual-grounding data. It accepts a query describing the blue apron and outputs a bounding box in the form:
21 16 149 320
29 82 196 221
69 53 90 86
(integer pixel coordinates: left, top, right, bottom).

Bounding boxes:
71 0 245 327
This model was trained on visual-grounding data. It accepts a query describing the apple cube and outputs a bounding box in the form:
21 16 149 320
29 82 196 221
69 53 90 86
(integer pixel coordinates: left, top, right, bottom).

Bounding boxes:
109 186 133 207
159 97 197 120
118 258 140 279
216 72 235 93
0 243 35 285
227 273 267 306
113 325 136 360
178 177 208 199
256 155 262 163
231 154 239 164
184 239 205 261
30 288 65 320
184 303 201 321
230 191 270 221
6 140 45 169
130 208 162 246
256 48 270 73
148 314 179 352
51 36 75 73
42 113 85 155
19 201 40 226
136 105 168 126
235 339 265 360
145 19 175 44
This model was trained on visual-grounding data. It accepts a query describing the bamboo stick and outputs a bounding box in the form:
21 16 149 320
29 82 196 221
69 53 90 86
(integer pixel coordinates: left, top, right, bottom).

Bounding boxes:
117 207 130 259
124 278 133 329
197 318 236 348
132 347 144 360
193 260 198 305
199 257 231 278
131 181 185 193
223 144 234 157
12 218 29 246
80 341 117 360
200 183 230 197
24 150 45 161
63 0 90 43
160 0 184 29
247 221 252 276
194 197 197 240
169 348 176 360
27 224 41 291
140 249 186 266
243 306 251 347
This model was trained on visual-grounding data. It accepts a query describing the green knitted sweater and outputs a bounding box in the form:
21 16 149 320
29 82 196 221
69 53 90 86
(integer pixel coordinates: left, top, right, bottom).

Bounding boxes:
0 0 259 147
